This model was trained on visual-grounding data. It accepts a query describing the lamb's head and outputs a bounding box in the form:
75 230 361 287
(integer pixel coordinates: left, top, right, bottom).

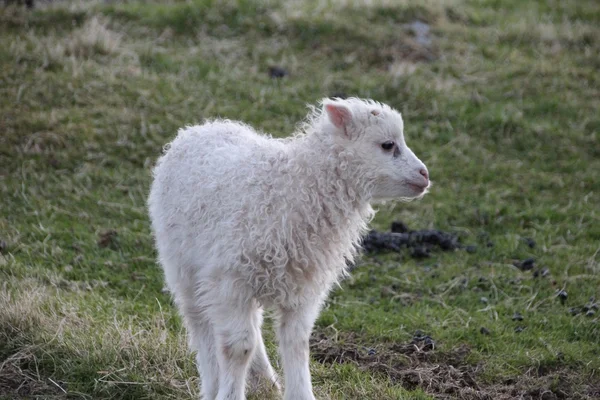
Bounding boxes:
322 97 430 201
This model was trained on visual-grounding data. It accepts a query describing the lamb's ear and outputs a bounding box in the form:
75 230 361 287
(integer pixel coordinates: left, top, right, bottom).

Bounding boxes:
324 101 353 133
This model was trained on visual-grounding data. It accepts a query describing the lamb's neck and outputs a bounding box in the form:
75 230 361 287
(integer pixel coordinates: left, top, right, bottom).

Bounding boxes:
288 134 373 214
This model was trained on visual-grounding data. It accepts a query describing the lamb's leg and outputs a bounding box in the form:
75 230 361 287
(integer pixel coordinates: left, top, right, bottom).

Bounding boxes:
177 294 219 400
276 302 321 400
210 298 259 400
248 316 281 394
189 319 219 400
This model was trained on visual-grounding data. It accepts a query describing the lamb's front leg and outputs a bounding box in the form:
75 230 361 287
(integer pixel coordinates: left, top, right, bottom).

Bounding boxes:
276 301 322 400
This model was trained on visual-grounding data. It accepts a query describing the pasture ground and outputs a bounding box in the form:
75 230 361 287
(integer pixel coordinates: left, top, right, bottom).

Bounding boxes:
1 0 599 398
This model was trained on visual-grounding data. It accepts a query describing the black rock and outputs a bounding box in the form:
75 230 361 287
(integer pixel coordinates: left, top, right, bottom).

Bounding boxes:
367 348 377 356
524 237 536 248
0 240 6 253
268 66 288 78
516 258 535 271
512 312 524 321
515 326 525 333
557 290 568 304
480 327 491 335
586 310 596 317
569 307 581 316
466 245 477 254
391 221 410 233
411 331 435 351
422 337 435 351
361 229 459 255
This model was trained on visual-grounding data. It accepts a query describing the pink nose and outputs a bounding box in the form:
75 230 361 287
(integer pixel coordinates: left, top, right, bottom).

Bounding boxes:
419 168 429 181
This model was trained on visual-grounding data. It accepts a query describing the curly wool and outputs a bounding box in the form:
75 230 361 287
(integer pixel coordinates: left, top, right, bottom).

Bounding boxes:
148 101 387 310
148 98 431 399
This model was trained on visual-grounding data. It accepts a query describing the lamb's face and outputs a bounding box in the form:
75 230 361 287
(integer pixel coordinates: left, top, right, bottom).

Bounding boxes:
324 98 430 201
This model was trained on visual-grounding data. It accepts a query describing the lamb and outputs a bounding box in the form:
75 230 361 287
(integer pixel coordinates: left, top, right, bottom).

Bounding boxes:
147 97 430 400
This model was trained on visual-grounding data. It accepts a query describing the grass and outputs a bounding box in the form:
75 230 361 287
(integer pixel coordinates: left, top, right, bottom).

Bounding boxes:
0 0 599 398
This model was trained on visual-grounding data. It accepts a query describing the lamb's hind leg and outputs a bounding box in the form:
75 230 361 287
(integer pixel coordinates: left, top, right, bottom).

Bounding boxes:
189 318 219 399
209 295 259 400
178 294 219 400
247 309 281 395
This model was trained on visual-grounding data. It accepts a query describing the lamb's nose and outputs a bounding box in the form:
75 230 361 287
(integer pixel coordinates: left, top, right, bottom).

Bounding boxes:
419 168 429 181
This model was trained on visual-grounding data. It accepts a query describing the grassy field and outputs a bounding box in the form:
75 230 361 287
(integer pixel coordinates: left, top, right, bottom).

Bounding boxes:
1 0 599 399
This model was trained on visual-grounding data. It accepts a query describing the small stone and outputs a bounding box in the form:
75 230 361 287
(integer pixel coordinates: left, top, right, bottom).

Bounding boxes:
465 245 477 254
516 258 535 271
541 268 550 277
268 66 288 78
557 290 568 304
422 337 435 351
512 312 524 321
0 240 7 253
514 326 525 333
480 297 489 304
486 241 495 248
64 265 73 272
524 237 536 248
367 348 377 356
480 327 491 335
569 307 581 316
533 269 540 278
586 310 596 317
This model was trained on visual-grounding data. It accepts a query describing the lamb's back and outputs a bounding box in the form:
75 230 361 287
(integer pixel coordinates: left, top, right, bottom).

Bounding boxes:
148 120 288 265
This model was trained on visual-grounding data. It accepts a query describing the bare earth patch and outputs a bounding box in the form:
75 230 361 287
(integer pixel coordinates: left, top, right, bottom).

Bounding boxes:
310 330 599 400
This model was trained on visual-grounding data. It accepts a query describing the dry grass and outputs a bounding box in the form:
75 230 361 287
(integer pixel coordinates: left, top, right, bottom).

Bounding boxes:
1 0 599 398
0 276 197 399
9 15 134 76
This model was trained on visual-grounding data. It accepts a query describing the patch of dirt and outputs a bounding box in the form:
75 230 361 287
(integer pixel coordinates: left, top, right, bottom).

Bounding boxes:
97 229 118 249
310 330 599 400
0 362 64 398
361 221 460 258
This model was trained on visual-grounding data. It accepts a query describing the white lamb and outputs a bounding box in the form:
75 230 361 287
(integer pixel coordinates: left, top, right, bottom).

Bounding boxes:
147 98 430 400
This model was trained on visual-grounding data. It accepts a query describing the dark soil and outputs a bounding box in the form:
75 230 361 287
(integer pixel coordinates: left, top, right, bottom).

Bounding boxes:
310 330 599 400
97 229 118 249
0 363 63 397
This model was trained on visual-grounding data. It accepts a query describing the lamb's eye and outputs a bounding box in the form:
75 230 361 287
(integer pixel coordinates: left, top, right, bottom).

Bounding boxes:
381 141 395 151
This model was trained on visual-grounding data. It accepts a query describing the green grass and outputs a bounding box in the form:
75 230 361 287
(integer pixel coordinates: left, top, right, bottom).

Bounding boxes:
1 0 599 398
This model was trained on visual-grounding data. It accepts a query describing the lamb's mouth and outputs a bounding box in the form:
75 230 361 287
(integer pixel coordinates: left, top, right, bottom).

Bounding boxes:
406 182 429 193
